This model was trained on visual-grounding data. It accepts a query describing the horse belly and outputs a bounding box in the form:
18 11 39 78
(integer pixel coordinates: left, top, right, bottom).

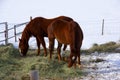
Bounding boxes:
55 34 70 44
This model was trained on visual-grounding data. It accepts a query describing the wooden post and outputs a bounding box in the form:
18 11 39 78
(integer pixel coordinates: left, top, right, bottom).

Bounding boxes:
30 70 39 80
30 16 32 21
14 25 17 42
102 19 104 35
5 22 8 45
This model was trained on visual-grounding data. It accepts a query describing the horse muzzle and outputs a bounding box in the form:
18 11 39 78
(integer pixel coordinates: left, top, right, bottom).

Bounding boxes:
19 49 24 56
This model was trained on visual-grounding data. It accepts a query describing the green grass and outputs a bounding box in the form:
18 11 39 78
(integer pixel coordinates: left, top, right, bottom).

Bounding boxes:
0 44 82 80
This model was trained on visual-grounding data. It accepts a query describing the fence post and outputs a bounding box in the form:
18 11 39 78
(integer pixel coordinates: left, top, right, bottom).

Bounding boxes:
30 16 32 21
14 25 17 42
102 19 104 35
5 22 8 45
30 70 39 80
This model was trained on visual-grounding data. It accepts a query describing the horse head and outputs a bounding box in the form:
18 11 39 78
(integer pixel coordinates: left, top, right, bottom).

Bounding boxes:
19 38 29 56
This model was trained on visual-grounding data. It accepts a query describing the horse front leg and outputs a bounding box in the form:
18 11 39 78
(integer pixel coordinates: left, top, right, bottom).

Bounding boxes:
68 46 77 68
57 42 62 61
41 38 47 57
69 54 77 67
36 37 40 56
77 42 82 68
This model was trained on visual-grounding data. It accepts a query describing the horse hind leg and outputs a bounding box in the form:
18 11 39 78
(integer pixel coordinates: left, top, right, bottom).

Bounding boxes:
36 37 40 56
41 39 47 57
76 41 83 68
57 42 62 61
49 38 55 59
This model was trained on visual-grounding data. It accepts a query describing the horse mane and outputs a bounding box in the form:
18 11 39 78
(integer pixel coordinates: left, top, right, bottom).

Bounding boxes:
21 20 34 43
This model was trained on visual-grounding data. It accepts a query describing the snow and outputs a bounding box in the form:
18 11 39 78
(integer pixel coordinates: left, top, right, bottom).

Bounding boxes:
80 53 120 80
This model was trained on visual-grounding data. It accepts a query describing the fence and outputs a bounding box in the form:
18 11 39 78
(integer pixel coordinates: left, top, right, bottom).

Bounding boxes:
0 22 8 45
14 22 29 42
0 22 28 45
79 19 120 36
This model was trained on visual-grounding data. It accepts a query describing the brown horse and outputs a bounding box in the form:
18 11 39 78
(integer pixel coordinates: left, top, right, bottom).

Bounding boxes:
19 16 73 56
47 19 83 67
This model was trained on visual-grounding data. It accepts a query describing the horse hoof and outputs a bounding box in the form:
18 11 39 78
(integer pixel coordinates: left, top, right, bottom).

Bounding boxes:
44 54 47 57
77 64 81 68
68 63 73 68
68 65 72 68
68 64 74 68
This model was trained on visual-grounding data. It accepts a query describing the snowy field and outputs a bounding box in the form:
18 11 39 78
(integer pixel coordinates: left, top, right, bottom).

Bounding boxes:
79 53 120 80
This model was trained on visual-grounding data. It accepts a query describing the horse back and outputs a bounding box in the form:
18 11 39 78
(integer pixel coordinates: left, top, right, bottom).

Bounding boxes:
23 16 73 38
48 20 76 44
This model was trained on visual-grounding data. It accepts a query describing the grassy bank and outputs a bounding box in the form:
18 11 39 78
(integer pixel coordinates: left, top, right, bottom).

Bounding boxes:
82 41 120 54
0 44 82 80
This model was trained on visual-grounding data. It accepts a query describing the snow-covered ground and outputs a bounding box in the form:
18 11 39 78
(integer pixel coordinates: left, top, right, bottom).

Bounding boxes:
80 53 120 80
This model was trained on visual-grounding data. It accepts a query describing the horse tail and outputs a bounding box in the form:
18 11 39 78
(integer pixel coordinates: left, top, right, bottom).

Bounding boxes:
70 21 83 50
74 21 83 41
69 21 77 53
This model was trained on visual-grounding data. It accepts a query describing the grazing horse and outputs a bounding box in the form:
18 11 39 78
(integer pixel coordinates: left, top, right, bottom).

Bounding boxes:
19 16 73 56
47 19 83 67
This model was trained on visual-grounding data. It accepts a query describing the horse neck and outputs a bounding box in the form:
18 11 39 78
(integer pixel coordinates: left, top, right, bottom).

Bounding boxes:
21 28 31 44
